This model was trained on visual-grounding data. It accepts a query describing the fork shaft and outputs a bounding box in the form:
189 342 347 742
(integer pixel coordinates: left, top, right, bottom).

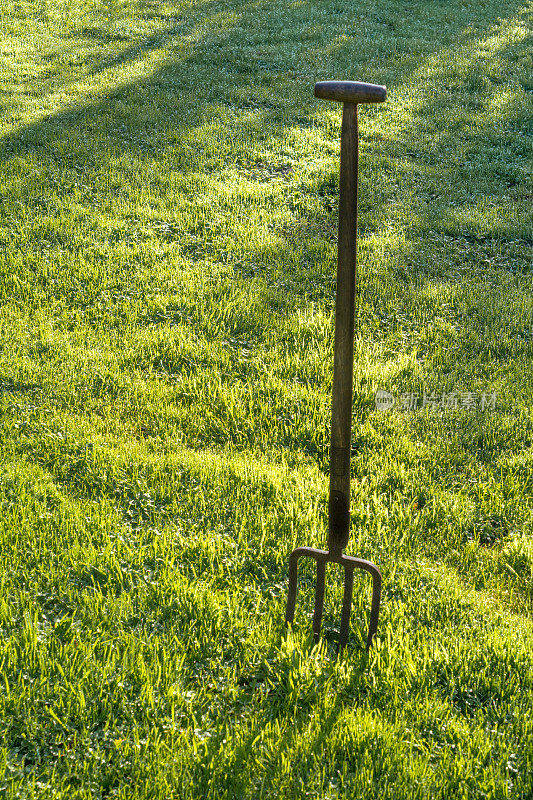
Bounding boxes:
328 102 358 556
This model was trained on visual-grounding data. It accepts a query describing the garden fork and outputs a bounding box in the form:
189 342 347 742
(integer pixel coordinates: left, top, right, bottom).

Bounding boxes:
285 81 386 654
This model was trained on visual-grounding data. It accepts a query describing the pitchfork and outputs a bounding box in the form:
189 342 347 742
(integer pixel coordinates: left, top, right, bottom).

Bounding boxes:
285 81 386 655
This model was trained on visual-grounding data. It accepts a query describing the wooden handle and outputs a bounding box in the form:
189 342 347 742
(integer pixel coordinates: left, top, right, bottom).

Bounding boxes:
315 81 386 104
328 102 359 556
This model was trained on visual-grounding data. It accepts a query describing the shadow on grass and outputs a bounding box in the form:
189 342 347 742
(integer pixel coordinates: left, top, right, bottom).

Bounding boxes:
2 0 529 184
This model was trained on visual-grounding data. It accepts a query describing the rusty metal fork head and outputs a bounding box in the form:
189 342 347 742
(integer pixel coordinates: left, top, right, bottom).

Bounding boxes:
285 547 381 655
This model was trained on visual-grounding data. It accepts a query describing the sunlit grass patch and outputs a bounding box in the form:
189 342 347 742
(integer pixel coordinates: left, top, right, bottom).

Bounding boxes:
0 0 532 796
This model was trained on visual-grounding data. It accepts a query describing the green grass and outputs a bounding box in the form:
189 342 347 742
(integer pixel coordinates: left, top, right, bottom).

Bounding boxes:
1 0 533 796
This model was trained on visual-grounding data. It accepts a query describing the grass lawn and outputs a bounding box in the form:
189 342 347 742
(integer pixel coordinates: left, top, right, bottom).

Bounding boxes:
1 0 533 796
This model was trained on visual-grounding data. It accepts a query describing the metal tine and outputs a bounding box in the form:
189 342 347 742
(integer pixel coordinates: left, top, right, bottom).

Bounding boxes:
338 565 354 654
285 551 299 627
366 568 382 651
312 560 326 642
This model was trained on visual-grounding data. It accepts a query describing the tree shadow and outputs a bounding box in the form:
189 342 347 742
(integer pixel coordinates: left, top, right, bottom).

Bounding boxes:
2 0 528 173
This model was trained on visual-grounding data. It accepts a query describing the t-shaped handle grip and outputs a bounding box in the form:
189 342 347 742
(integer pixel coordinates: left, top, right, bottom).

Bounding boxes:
315 81 386 104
